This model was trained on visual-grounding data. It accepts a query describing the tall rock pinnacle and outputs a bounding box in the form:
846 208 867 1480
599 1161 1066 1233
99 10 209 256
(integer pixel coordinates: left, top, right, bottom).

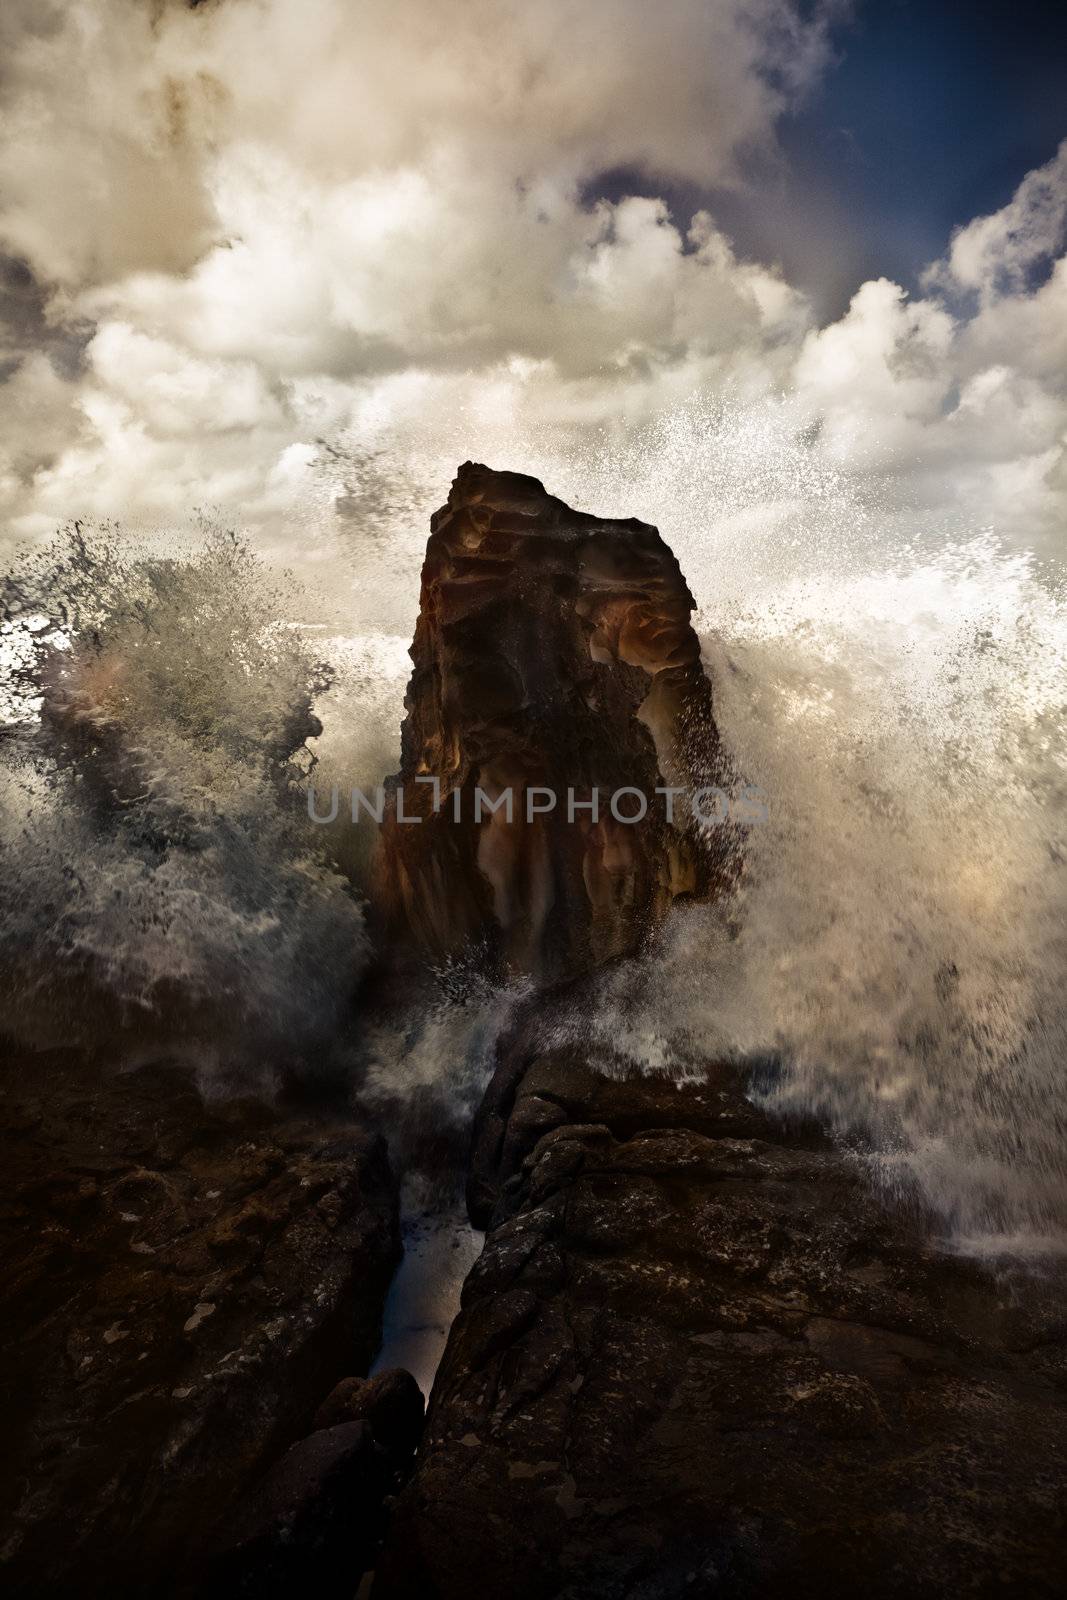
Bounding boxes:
374 462 737 980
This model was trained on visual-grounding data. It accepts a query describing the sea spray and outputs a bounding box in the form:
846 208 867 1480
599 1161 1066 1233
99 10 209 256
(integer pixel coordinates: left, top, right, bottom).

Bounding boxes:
2 394 1064 1253
547 410 1066 1253
314 399 1067 1253
0 520 369 1091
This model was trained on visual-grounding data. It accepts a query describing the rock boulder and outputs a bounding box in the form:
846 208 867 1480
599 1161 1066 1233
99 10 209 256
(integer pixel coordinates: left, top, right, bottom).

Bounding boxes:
0 1041 400 1597
375 463 738 981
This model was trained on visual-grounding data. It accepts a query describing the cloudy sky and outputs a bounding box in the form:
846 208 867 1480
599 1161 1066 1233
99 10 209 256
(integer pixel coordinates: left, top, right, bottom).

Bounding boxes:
1 0 1065 568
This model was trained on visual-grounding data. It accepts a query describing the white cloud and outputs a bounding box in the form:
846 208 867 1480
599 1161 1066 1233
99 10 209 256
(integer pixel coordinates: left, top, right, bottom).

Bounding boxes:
925 140 1067 305
794 278 955 458
0 0 1064 568
87 322 284 435
0 1 219 285
0 0 836 291
0 0 834 543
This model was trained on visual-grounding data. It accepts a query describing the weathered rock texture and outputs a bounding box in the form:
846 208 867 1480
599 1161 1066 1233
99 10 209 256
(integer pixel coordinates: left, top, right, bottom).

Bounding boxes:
203 1421 391 1600
0 1040 400 1598
374 466 1066 1594
313 1367 425 1466
375 463 736 981
201 1368 425 1596
376 996 1067 1598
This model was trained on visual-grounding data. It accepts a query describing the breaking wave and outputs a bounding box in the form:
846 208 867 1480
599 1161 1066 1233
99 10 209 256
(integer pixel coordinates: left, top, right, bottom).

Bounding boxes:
314 397 1067 1254
2 392 1064 1255
548 405 1067 1256
0 521 369 1093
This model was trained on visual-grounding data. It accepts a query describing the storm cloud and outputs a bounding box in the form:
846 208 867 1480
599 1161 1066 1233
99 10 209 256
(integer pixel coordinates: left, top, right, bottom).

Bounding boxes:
0 0 1064 562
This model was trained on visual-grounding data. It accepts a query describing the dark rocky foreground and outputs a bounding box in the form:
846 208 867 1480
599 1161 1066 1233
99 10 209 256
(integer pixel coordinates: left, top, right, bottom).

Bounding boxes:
376 996 1067 1599
0 1040 400 1596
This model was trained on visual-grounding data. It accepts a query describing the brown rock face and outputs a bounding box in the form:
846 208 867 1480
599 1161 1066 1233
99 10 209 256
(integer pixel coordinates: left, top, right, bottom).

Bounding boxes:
375 993 1067 1599
0 1041 400 1598
375 463 736 981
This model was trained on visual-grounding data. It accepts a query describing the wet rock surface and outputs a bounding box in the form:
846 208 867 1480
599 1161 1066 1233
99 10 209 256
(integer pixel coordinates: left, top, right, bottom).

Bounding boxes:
313 1367 425 1465
375 462 737 981
373 467 1067 1595
0 1039 400 1597
376 992 1067 1599
203 1421 391 1600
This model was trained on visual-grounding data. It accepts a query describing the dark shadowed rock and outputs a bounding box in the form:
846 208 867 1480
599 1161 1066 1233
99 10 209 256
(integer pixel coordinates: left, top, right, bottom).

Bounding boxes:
375 463 738 982
203 1422 390 1599
313 1368 425 1465
0 1040 400 1598
375 991 1067 1599
371 466 1067 1594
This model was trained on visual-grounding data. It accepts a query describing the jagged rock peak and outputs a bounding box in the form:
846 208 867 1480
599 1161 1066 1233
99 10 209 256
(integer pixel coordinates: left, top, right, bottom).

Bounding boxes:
375 463 738 980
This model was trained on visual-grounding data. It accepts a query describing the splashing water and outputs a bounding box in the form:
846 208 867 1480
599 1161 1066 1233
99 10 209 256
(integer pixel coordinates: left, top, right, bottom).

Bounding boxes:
626 424 1065 1254
315 395 1067 1253
0 521 369 1091
2 392 1064 1254
715 547 1066 1254
583 532 1067 1254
